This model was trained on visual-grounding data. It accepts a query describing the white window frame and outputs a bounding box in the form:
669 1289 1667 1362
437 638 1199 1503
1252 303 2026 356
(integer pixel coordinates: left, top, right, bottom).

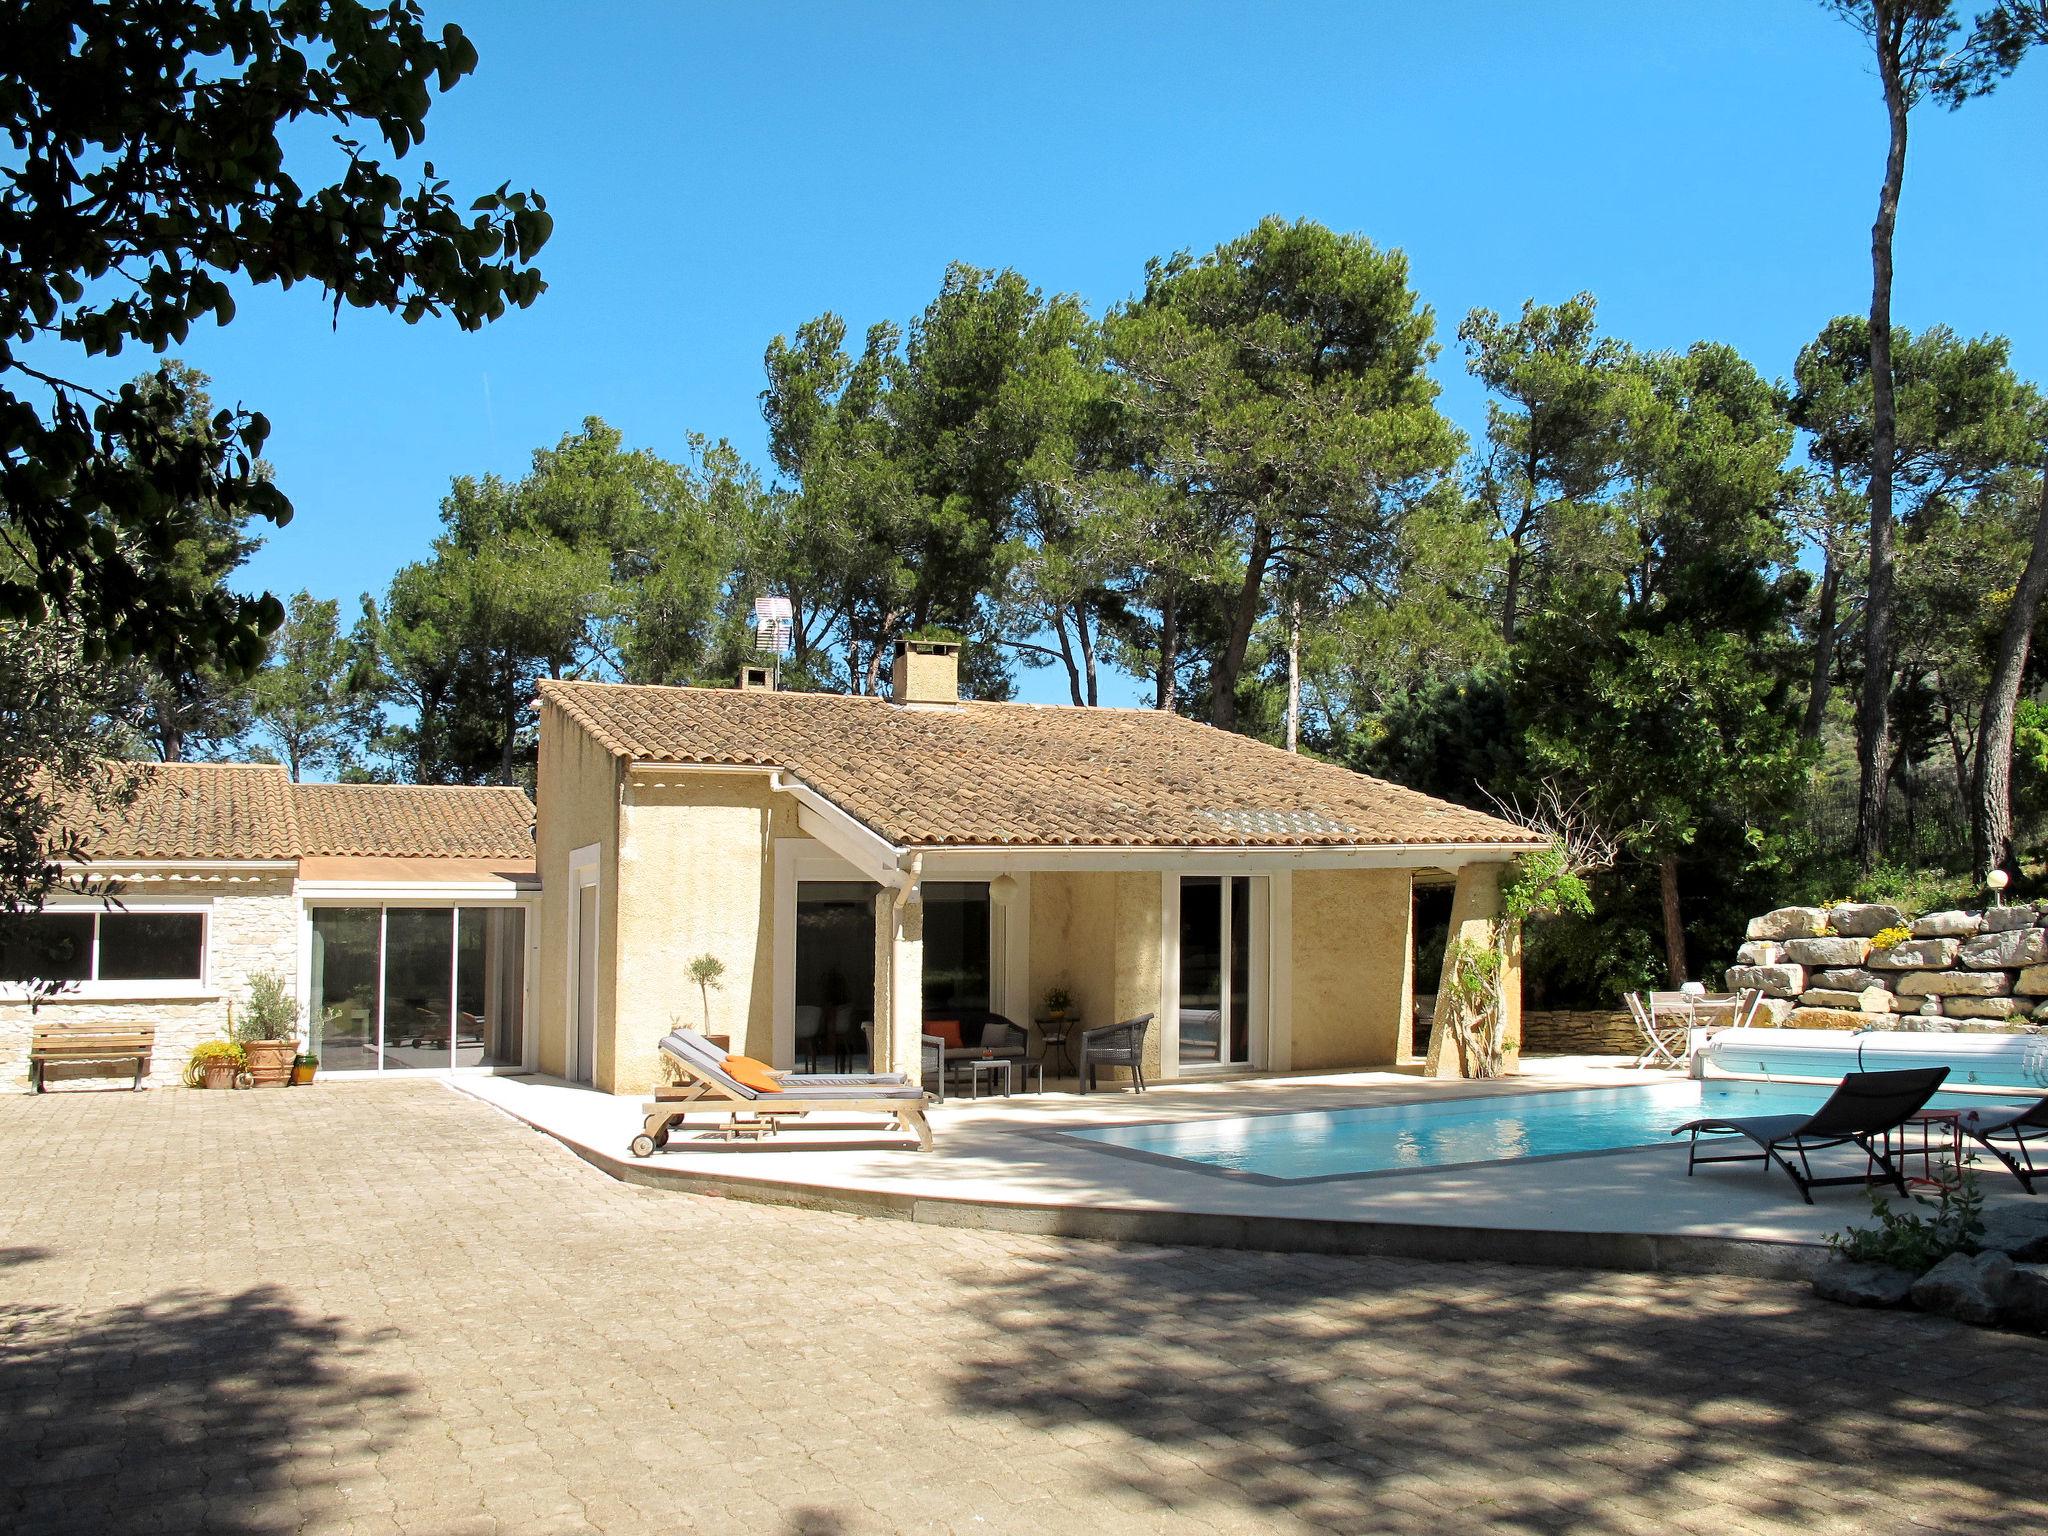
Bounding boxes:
1164 872 1272 1077
0 899 213 1001
298 891 539 1078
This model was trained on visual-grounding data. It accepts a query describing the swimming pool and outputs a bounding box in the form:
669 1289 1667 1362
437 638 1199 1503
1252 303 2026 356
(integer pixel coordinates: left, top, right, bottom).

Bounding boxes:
1064 1078 1999 1183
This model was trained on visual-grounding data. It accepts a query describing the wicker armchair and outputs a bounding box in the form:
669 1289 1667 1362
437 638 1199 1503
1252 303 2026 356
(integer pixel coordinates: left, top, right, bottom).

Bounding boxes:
1078 1014 1154 1094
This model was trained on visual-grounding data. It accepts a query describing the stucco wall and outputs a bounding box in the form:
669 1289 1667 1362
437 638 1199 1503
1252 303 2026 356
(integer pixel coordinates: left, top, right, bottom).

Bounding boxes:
535 702 621 1082
0 878 299 1090
1028 871 1166 1077
608 772 799 1094
1290 868 1414 1071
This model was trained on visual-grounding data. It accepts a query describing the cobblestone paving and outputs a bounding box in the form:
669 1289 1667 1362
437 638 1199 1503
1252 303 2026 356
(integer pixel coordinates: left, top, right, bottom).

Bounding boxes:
3 1081 2046 1535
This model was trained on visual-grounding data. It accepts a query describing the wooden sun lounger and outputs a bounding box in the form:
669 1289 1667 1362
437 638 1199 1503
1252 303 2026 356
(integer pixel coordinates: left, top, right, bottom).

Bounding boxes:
633 1030 933 1156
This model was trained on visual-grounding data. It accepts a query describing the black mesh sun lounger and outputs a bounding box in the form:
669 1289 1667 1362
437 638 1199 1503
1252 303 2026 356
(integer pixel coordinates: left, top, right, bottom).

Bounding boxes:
1670 1067 1949 1205
1958 1095 2048 1195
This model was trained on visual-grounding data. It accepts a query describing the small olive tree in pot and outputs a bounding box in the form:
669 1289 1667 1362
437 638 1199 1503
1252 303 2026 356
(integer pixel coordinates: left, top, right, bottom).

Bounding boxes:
235 972 300 1087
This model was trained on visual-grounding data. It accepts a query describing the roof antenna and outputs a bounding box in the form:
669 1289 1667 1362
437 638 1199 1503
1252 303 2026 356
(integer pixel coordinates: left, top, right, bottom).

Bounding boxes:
750 595 793 690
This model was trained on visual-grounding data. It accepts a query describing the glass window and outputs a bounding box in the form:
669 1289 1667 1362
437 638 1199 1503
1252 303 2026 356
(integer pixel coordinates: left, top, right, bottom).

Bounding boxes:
456 906 525 1068
0 913 94 983
311 909 379 1072
98 912 205 982
922 882 991 1018
796 881 876 1072
382 909 453 1070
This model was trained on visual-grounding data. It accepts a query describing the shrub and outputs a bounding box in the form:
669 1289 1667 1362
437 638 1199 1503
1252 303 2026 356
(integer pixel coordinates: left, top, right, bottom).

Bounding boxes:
1826 1162 1985 1275
236 971 299 1042
184 1038 246 1087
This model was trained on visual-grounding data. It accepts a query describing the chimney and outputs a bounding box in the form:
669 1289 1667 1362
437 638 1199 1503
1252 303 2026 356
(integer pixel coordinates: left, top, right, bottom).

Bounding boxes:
738 664 775 692
890 639 959 707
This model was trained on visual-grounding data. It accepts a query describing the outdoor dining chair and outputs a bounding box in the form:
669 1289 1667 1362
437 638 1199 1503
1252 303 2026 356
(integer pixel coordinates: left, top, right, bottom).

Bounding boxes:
1626 992 1687 1069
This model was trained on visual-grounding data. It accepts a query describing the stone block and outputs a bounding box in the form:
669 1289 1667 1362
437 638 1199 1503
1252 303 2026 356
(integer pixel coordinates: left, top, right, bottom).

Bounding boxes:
1784 936 1871 967
1896 970 2013 998
1982 905 2037 933
1812 1260 1916 1309
1724 964 1805 999
1909 1250 2014 1327
2016 965 2048 995
1735 940 1783 967
1976 1204 2048 1263
1942 996 2020 1020
1784 1007 1889 1031
1867 938 1960 970
1959 926 2048 969
1812 968 1894 991
1797 988 1895 1013
1746 907 1828 941
1913 909 1983 939
1752 997 1796 1026
1829 902 1908 937
2005 1265 2048 1335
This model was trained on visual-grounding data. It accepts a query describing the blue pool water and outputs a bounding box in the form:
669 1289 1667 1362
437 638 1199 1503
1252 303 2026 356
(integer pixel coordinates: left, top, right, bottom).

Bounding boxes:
1065 1079 1999 1182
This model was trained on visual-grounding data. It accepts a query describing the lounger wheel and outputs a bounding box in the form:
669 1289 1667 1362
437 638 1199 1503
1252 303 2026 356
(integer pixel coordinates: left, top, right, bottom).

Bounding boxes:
629 1133 660 1158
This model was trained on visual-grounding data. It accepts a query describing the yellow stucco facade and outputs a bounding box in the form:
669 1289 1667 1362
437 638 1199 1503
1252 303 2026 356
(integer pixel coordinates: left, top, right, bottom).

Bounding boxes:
1289 868 1415 1071
536 705 1519 1088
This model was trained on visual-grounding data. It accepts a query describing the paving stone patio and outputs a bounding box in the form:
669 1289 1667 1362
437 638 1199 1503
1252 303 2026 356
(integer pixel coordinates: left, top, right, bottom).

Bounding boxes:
2 1080 2045 1536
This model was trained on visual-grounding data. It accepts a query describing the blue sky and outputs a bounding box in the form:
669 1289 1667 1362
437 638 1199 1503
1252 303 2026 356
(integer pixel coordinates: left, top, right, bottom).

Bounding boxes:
60 0 2048 706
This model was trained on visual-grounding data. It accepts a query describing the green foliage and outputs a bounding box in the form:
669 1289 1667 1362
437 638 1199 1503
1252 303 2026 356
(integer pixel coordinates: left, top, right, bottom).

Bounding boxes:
1043 985 1074 1015
1501 843 1595 924
235 972 298 1044
1826 1162 1986 1276
2 0 548 679
246 593 379 780
687 955 726 990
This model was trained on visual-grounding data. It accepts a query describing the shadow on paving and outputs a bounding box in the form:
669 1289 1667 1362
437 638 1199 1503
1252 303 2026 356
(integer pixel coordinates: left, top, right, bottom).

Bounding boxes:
0 1280 418 1535
944 1245 2048 1533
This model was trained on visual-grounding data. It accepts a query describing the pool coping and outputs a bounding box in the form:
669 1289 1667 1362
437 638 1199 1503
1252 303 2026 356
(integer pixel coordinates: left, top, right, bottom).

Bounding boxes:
460 1080 1832 1280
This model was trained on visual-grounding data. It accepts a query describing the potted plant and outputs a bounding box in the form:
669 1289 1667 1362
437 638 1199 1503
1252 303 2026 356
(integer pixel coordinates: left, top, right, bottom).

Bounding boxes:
186 1039 246 1090
1043 985 1073 1023
290 1053 320 1087
687 953 725 1033
234 971 300 1087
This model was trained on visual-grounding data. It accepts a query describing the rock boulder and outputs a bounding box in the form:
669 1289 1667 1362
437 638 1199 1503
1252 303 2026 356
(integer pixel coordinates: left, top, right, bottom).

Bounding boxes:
1746 907 1830 941
1797 988 1895 1013
1784 937 1872 968
1812 968 1894 991
1724 964 1805 999
1959 926 2048 970
1867 938 1961 970
1895 970 2013 998
1913 910 1983 939
2003 1265 2048 1334
1982 905 2037 933
1942 997 2020 1020
1812 1260 1917 1309
1735 940 1784 967
1975 1202 2048 1263
1784 1007 1890 1031
1909 1250 2014 1326
1829 903 1909 937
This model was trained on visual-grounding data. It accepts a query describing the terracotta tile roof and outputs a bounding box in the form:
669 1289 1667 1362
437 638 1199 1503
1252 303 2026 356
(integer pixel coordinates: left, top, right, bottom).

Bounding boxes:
58 766 536 864
291 784 536 859
539 680 1539 850
65 762 302 861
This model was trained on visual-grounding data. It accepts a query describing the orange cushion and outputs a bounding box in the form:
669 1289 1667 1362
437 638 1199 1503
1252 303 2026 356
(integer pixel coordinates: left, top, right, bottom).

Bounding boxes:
926 1019 962 1049
722 1054 784 1093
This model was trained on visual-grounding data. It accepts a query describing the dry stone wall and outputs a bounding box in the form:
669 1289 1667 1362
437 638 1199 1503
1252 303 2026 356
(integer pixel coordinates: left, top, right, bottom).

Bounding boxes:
1520 1009 1638 1055
1723 901 2048 1035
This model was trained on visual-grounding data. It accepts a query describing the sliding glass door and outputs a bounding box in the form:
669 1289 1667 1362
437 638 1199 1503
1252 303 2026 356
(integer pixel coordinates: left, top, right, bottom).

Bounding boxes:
309 905 528 1071
1177 876 1266 1069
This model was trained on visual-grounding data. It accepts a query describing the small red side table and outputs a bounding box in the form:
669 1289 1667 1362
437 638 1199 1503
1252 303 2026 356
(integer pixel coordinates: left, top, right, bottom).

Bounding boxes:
1883 1108 1964 1191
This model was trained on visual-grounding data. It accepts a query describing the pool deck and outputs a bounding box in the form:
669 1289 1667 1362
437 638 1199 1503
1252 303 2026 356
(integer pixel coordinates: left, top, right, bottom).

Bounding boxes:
450 1056 2041 1278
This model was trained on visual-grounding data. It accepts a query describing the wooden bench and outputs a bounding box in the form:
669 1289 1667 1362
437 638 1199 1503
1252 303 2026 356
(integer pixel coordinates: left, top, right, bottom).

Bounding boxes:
29 1023 155 1092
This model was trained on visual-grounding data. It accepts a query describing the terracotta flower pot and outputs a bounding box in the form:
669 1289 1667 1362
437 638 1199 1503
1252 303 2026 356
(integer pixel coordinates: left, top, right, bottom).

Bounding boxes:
241 1038 295 1087
200 1060 237 1090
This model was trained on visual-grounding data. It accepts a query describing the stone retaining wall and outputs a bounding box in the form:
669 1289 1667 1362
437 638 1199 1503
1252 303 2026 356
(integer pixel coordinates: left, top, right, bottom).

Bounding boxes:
1724 900 2048 1035
1521 1009 1638 1055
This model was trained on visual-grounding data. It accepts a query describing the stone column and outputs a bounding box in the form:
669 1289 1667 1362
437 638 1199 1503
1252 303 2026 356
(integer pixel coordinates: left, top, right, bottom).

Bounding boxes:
1424 861 1519 1079
872 884 924 1077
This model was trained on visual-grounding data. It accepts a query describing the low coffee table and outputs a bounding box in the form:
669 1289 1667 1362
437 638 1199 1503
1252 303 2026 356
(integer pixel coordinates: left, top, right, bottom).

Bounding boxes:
961 1058 1012 1099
